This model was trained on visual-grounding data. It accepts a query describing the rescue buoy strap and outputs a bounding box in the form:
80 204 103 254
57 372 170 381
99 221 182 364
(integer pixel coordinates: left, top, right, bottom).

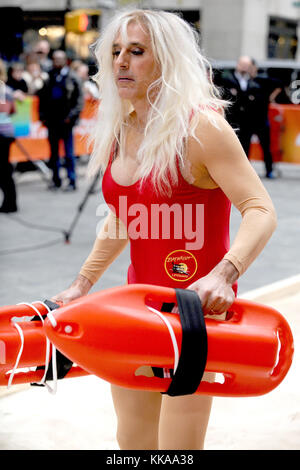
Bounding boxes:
31 300 73 387
164 289 208 397
13 300 58 394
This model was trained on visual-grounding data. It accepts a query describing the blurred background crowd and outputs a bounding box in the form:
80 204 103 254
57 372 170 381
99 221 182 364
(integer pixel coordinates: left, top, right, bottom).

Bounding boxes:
0 0 300 213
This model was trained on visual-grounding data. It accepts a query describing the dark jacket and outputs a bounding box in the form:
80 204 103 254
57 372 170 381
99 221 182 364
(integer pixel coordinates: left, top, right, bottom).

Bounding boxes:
219 70 262 129
38 66 83 127
252 74 282 119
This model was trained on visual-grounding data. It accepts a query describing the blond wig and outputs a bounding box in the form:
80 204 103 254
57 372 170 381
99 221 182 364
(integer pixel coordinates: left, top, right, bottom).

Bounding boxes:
87 9 227 194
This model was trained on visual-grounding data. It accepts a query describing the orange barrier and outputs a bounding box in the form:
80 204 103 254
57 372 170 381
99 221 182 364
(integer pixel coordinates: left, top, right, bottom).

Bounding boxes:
279 104 300 164
249 103 300 164
8 98 300 165
0 285 294 397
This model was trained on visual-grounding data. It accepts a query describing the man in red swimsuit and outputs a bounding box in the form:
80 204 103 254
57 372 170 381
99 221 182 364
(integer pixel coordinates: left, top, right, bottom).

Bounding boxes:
53 10 277 450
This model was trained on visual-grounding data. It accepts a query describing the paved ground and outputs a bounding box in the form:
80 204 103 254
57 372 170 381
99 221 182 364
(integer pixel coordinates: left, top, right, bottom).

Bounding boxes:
0 158 299 450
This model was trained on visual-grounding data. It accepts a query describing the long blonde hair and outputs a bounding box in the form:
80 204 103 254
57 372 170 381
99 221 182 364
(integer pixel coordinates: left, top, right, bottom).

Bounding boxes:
88 9 227 194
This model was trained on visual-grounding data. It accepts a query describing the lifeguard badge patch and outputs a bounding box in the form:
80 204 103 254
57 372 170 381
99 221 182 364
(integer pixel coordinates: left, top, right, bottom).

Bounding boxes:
164 249 198 282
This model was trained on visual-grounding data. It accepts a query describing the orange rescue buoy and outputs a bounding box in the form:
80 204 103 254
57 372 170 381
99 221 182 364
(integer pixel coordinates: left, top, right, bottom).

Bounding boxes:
0 300 87 387
0 284 294 397
44 284 294 397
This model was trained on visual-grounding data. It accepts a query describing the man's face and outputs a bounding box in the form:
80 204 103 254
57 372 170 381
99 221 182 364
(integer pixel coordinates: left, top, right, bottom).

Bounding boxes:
112 21 161 104
53 52 67 70
236 57 251 77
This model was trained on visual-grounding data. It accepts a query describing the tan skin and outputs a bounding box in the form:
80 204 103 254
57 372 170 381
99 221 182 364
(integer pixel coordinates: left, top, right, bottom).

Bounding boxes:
53 22 275 450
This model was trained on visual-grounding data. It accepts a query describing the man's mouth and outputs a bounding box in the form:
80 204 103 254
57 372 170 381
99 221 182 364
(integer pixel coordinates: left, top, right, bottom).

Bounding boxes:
118 76 134 81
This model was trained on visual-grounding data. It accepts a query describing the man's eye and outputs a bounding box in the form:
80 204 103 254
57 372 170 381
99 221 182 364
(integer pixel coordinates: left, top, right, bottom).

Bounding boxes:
131 49 144 55
112 49 144 57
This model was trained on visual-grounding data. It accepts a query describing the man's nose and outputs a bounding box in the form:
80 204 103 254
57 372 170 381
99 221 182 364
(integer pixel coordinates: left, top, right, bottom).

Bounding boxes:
116 50 129 68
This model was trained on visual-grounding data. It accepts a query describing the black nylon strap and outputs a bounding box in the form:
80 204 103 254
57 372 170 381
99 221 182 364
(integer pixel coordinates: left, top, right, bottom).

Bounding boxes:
165 289 208 397
31 299 73 386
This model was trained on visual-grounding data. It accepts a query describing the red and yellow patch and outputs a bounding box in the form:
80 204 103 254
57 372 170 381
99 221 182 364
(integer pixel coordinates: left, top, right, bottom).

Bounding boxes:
164 249 198 282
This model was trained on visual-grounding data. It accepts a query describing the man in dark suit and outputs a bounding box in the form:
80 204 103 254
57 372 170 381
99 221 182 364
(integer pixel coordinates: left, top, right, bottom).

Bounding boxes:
249 59 282 178
219 56 280 178
39 50 83 190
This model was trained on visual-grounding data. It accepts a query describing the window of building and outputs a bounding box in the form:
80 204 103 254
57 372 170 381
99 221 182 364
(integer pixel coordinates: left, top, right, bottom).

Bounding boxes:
268 16 298 59
166 9 200 33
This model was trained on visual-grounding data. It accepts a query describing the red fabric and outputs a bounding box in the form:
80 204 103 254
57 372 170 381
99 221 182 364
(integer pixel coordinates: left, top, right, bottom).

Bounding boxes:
102 146 237 293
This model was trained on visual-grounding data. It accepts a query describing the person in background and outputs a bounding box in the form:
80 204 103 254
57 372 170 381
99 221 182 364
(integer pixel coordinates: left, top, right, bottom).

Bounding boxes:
219 56 280 178
38 50 83 191
249 58 282 178
69 59 84 74
23 61 49 95
0 59 18 213
6 62 28 102
219 56 258 131
76 62 99 100
33 40 53 73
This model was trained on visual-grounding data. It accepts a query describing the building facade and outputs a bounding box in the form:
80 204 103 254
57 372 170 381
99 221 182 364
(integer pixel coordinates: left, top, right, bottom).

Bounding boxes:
0 0 299 61
200 0 300 61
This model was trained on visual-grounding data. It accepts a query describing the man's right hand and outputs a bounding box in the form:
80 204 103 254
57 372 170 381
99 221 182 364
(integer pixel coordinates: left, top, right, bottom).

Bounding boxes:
51 274 93 306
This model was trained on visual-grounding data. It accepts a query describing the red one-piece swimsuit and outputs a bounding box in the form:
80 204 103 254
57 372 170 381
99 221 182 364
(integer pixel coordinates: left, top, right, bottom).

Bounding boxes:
102 144 237 294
